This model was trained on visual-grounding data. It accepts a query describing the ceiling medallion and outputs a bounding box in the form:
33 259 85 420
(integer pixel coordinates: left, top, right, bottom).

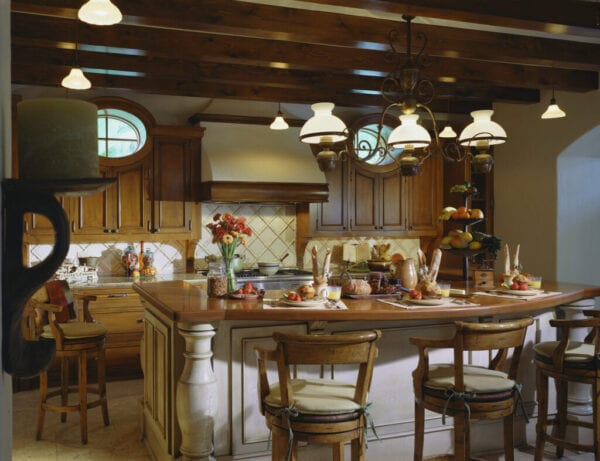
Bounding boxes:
300 15 507 175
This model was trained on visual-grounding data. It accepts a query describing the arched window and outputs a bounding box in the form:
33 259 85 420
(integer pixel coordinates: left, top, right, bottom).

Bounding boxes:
89 97 155 165
97 108 147 158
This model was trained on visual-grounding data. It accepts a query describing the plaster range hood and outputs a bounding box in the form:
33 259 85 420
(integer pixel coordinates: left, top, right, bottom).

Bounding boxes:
198 121 328 203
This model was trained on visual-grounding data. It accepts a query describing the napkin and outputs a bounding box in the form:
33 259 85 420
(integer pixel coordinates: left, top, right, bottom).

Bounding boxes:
377 298 479 309
262 299 348 310
474 290 561 301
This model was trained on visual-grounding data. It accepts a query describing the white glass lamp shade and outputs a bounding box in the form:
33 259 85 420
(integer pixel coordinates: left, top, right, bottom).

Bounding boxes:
61 67 92 90
78 0 122 25
459 109 506 147
270 111 289 130
541 98 566 119
299 102 348 144
387 114 431 149
439 124 457 138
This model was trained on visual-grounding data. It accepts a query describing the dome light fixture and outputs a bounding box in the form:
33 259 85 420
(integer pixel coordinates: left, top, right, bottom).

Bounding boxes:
78 0 122 26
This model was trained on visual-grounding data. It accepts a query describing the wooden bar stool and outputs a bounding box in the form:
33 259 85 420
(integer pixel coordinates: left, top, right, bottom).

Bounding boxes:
409 317 533 461
255 330 381 461
27 280 110 444
533 309 600 460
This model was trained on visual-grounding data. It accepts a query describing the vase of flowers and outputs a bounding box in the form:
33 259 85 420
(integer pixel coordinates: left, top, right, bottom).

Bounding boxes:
206 212 252 293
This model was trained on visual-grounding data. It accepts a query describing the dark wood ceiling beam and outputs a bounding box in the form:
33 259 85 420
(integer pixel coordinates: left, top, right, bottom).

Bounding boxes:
300 0 600 36
12 13 598 92
11 43 541 104
11 63 491 114
12 1 600 70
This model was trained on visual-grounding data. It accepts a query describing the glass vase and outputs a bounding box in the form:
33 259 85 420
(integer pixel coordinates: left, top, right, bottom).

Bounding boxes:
224 256 238 293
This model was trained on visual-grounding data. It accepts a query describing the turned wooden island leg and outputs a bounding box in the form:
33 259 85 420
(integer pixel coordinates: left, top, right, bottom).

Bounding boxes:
176 323 218 461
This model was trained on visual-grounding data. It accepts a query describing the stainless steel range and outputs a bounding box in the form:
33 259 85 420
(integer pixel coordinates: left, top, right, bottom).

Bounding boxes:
197 268 314 290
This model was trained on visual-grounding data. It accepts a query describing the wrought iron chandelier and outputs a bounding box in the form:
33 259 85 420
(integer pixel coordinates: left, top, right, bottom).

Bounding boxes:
300 15 507 175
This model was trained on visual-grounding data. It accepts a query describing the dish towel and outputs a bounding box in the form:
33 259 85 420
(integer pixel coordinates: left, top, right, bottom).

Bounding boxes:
377 298 480 309
262 299 348 310
474 290 561 301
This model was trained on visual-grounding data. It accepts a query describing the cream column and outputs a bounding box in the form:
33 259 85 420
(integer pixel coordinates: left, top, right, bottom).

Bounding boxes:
560 298 597 416
176 323 218 461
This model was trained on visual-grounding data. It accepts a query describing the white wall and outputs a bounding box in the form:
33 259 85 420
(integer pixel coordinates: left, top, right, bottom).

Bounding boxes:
494 88 600 284
1 0 13 457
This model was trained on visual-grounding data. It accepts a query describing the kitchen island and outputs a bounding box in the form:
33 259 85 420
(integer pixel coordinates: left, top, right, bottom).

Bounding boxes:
133 280 600 461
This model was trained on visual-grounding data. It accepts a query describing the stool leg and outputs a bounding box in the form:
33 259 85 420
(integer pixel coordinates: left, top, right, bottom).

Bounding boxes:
36 370 48 440
414 400 424 461
503 412 514 461
79 350 88 444
454 414 467 461
333 440 344 461
97 349 110 426
554 378 568 458
535 368 549 461
60 356 69 423
350 434 364 461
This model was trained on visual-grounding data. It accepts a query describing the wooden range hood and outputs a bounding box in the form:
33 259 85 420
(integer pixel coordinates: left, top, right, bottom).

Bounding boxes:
192 113 329 203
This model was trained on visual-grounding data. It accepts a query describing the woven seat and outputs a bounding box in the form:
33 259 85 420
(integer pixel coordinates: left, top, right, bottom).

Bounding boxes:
410 317 533 461
533 309 600 460
25 280 110 444
255 330 381 461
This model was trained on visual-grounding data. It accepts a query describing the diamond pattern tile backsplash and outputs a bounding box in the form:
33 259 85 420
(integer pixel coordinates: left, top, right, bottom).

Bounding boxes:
28 203 421 276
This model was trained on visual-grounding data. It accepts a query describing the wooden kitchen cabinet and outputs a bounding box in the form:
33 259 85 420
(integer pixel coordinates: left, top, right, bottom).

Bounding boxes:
348 163 405 232
149 126 203 237
73 285 144 381
22 125 202 243
311 155 440 236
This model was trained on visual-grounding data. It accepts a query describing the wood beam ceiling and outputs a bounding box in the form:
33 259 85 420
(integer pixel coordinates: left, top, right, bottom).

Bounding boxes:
10 0 600 111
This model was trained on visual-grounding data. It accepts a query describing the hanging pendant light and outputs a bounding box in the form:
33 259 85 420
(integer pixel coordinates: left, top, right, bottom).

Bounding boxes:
541 88 566 119
269 103 289 130
61 67 91 90
439 125 457 138
62 42 91 90
78 0 122 26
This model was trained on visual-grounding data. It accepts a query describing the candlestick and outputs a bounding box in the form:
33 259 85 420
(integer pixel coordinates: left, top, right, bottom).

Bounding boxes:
17 98 99 180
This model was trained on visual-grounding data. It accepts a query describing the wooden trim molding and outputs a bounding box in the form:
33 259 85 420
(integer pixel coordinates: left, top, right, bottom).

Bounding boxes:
199 181 328 203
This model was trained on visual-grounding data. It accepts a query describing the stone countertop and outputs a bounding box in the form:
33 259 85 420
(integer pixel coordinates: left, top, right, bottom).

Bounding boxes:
133 279 600 323
69 273 207 289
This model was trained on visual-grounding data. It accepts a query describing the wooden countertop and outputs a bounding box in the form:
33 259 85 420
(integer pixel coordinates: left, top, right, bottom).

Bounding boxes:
133 280 600 323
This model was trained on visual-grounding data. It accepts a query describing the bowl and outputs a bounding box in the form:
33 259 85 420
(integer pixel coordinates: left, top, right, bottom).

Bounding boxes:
367 259 391 271
258 262 280 276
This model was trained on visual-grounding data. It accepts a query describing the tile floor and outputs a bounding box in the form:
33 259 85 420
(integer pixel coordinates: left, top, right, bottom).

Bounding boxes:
11 379 597 460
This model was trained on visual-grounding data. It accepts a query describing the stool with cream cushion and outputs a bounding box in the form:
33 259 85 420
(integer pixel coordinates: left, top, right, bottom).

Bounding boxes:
533 309 600 460
409 317 533 461
255 330 381 461
27 280 110 444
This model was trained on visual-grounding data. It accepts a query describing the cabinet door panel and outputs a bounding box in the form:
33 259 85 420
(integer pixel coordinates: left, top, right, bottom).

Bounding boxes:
314 161 347 232
350 165 378 231
73 167 115 234
380 171 405 231
24 195 68 237
408 155 441 233
116 161 149 233
151 134 198 236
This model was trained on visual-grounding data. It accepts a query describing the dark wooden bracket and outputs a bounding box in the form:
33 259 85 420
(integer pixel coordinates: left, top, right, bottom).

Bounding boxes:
2 178 115 377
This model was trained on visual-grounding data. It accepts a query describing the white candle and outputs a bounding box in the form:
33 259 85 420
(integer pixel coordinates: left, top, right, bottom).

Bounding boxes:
17 98 99 180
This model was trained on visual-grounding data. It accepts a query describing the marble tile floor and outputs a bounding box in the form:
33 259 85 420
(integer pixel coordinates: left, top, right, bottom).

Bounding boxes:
11 378 596 460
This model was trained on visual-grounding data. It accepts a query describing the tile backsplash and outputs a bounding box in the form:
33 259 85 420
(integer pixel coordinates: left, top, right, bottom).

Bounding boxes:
28 203 420 276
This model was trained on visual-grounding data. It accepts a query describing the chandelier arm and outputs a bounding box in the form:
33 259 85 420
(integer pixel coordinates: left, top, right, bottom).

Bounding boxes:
416 103 439 145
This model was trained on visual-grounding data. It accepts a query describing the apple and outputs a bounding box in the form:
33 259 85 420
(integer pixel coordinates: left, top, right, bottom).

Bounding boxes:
297 284 316 299
450 236 469 249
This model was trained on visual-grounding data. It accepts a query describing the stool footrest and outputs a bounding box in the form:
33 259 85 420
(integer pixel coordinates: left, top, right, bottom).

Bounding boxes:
545 434 594 453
